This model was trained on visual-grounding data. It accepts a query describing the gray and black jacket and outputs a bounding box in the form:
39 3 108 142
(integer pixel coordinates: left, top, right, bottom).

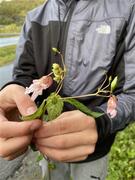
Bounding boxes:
6 0 135 162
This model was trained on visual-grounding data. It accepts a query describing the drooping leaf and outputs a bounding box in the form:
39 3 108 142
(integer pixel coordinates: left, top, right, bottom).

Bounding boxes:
22 99 46 121
46 93 64 121
64 98 103 118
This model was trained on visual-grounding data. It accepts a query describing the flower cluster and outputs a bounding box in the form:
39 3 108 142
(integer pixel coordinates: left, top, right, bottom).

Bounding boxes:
52 63 64 83
107 95 117 118
25 75 53 101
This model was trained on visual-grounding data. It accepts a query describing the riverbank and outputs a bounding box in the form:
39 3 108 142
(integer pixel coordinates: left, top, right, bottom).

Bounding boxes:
0 33 20 38
0 45 16 66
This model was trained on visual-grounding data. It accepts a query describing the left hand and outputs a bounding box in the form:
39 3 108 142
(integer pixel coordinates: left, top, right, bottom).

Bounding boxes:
34 110 98 162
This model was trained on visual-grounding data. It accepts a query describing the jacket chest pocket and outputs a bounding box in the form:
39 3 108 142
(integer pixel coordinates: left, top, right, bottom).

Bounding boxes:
64 18 125 95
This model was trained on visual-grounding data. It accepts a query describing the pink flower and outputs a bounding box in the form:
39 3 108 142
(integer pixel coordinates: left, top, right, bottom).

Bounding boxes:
107 95 117 118
25 76 53 101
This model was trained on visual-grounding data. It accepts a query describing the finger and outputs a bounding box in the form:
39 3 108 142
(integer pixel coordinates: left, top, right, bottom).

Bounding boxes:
0 135 32 157
36 129 97 149
13 87 37 116
35 111 94 138
0 85 37 116
37 145 94 162
0 108 5 117
4 147 28 161
0 112 8 122
0 119 42 138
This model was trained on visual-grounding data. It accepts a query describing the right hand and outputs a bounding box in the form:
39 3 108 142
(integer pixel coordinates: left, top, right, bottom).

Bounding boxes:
0 84 42 160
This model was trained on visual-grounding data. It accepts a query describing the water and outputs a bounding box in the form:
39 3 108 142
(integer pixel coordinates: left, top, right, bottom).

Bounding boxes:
0 63 13 87
0 36 19 47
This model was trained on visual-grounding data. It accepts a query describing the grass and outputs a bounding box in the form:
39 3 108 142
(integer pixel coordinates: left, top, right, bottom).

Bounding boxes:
107 123 135 180
0 45 16 66
0 24 21 34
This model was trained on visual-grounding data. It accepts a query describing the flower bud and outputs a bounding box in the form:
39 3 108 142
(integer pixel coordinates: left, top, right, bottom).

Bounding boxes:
109 76 112 83
52 47 60 54
52 63 60 70
111 76 118 93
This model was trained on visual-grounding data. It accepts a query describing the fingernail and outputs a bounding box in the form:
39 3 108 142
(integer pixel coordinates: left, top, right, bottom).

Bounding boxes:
26 107 37 115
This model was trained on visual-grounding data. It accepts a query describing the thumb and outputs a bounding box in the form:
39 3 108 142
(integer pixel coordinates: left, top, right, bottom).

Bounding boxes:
14 87 37 116
16 94 37 116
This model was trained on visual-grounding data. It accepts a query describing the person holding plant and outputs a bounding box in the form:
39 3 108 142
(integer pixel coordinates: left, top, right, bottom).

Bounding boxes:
0 0 135 179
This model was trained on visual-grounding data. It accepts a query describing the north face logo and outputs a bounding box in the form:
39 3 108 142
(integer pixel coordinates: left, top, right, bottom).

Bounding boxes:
96 25 111 34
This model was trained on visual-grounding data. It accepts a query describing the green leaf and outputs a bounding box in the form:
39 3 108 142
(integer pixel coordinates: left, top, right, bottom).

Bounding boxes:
42 114 49 122
111 76 118 93
46 93 64 121
64 98 103 118
22 99 46 121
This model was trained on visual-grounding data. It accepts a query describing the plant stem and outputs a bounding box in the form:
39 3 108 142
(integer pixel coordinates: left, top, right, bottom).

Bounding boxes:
61 92 98 100
60 53 66 72
47 72 53 76
56 81 63 95
99 90 110 93
98 74 108 91
55 79 63 94
61 92 110 101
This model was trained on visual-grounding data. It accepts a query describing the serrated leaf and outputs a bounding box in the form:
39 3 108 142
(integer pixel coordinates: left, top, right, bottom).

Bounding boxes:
22 99 46 121
64 98 103 118
46 93 64 121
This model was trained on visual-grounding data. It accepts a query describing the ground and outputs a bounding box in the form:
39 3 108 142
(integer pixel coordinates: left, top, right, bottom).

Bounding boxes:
7 150 42 180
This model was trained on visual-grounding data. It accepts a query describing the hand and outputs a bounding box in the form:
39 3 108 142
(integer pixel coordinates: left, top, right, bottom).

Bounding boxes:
0 84 42 160
35 110 98 162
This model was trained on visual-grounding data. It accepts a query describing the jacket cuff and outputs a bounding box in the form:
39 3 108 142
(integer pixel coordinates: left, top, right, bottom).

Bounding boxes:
1 78 33 90
94 107 112 142
1 81 26 90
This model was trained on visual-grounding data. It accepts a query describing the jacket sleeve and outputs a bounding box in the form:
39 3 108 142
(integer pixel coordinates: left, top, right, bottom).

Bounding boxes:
4 13 38 88
96 4 135 139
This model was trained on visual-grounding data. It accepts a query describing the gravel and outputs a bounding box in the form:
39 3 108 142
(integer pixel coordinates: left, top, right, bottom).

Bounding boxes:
7 150 42 180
